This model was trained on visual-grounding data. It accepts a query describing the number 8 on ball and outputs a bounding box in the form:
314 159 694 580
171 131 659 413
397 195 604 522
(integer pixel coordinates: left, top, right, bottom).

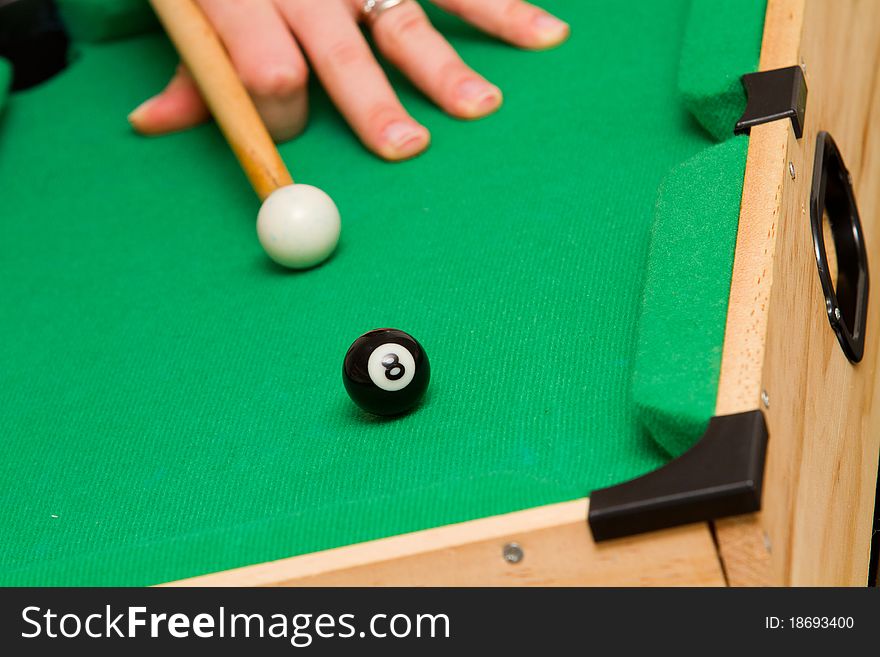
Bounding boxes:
343 329 430 416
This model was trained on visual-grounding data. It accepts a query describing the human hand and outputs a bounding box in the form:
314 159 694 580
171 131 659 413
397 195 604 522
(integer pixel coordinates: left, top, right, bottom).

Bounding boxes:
129 0 569 160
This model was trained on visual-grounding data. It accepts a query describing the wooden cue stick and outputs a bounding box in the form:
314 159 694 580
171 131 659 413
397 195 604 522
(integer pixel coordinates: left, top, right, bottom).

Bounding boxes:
149 0 293 201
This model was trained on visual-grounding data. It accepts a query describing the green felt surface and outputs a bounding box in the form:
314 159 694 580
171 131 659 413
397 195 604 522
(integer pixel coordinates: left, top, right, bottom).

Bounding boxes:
0 57 10 111
678 0 765 141
0 0 761 585
628 0 763 454
632 137 750 457
56 0 158 43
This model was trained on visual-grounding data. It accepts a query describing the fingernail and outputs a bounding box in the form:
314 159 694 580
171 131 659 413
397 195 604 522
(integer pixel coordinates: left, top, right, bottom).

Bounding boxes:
127 97 157 126
385 121 425 150
379 121 429 160
456 79 502 116
533 13 570 43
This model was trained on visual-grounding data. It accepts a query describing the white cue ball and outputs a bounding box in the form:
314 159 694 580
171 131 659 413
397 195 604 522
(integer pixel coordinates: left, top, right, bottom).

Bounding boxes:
256 184 341 269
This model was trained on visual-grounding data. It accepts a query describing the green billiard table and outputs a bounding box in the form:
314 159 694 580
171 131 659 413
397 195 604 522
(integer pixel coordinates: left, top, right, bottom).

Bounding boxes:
1 0 879 587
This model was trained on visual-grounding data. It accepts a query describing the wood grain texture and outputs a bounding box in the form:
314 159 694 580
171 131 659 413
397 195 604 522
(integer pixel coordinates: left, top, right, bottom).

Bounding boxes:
714 2 806 419
150 0 293 200
167 499 724 586
715 0 880 586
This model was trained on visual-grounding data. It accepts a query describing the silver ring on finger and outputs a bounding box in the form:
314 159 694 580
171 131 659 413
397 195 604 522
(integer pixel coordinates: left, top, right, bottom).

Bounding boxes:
362 0 409 25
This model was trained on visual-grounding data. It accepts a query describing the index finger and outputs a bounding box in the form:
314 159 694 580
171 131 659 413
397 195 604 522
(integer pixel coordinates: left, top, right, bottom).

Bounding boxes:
277 0 430 161
432 0 570 50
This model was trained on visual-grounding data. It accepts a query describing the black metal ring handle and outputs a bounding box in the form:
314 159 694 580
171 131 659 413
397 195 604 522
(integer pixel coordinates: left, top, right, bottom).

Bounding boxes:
810 131 869 363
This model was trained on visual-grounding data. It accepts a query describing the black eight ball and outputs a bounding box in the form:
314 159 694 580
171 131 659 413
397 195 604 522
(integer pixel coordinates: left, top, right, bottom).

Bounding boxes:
343 329 430 416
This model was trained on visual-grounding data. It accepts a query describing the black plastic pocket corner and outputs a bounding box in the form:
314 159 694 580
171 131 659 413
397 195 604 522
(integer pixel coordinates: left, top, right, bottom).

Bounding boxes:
810 132 869 363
